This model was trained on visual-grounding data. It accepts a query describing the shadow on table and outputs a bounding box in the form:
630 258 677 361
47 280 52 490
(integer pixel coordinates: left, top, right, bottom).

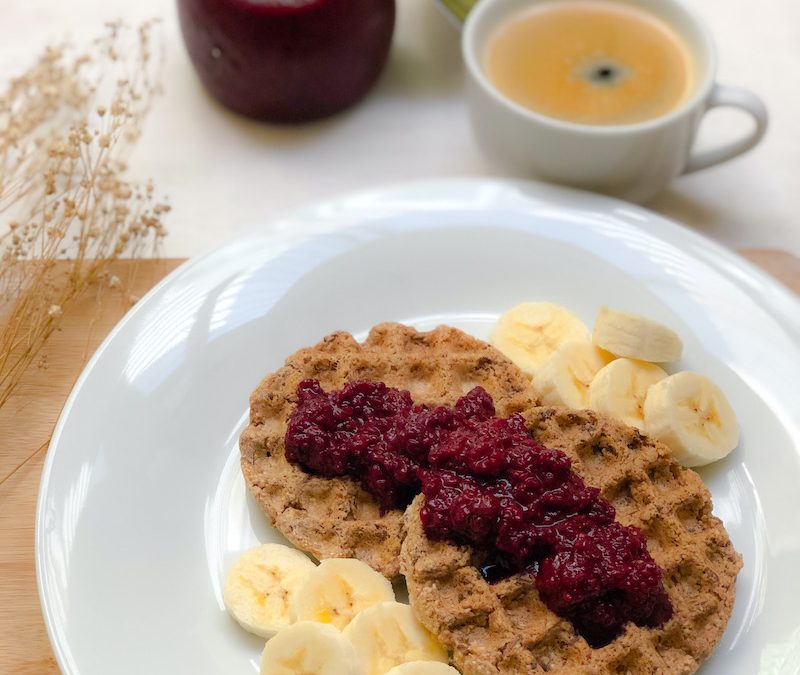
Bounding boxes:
646 188 722 233
377 0 463 98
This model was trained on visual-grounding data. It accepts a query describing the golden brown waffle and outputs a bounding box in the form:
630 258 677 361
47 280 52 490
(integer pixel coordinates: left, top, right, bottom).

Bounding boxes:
402 407 741 674
240 323 537 579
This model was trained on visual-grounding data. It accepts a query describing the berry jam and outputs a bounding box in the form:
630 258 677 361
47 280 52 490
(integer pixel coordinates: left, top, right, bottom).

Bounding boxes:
285 380 494 511
285 379 672 646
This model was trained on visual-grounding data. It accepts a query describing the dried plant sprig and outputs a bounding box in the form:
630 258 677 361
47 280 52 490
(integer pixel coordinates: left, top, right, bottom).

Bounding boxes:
0 20 168 410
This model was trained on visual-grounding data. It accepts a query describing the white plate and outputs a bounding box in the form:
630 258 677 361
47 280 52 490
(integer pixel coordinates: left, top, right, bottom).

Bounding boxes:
37 179 800 674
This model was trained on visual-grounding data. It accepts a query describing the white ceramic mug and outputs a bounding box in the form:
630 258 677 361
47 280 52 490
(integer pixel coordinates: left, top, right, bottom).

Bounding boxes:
463 0 768 202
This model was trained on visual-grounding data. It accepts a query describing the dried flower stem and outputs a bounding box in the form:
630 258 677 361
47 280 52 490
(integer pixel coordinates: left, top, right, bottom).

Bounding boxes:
0 20 168 409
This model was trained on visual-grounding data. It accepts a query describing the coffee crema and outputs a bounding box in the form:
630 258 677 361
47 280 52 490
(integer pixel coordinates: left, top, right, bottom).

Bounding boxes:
483 0 694 126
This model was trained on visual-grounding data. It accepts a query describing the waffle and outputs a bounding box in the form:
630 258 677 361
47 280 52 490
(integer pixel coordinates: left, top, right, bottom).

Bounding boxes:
402 406 742 674
239 323 537 579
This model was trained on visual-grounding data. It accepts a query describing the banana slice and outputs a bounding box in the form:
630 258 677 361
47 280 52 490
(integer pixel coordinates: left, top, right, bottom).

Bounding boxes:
291 558 395 630
587 358 667 429
343 601 448 675
534 341 615 408
385 662 460 675
643 371 739 467
223 543 316 638
593 306 683 363
490 302 589 375
260 621 364 675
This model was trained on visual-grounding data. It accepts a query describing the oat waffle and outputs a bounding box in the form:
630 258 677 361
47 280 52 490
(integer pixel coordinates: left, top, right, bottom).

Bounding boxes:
402 407 742 674
239 323 537 579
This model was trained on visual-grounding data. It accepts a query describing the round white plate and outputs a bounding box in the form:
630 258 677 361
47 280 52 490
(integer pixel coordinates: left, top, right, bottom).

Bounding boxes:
37 179 800 674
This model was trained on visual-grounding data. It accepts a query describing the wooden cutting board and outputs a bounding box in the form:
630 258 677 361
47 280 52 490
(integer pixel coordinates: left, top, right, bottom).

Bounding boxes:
0 251 797 674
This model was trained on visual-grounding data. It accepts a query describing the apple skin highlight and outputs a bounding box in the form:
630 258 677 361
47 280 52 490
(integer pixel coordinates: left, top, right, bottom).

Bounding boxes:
177 0 396 122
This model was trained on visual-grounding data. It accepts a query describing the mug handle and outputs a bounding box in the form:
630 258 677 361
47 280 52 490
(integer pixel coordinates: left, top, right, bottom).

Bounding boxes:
683 84 768 174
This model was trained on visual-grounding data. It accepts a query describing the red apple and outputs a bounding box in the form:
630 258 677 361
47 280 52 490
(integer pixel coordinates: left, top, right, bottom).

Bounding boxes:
177 0 396 123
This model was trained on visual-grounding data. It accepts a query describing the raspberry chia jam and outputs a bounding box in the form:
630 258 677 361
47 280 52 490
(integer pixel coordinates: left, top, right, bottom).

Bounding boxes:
285 379 672 646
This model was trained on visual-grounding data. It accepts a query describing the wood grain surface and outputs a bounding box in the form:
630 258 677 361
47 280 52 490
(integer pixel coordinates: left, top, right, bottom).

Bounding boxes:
0 251 797 674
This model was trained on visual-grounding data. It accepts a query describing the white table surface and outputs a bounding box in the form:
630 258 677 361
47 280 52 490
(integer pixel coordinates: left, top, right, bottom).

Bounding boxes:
2 0 798 257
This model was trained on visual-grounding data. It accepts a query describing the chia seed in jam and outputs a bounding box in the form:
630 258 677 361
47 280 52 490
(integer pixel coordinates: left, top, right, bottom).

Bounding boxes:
284 379 673 646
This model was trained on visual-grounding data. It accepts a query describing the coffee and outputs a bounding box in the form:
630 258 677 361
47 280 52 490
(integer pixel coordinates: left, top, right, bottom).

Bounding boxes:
483 0 694 125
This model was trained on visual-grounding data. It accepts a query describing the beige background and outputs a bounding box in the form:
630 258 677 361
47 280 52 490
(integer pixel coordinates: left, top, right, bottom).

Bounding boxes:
1 0 798 257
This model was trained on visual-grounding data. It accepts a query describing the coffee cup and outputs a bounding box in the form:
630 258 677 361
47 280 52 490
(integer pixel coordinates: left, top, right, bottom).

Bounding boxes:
462 0 768 202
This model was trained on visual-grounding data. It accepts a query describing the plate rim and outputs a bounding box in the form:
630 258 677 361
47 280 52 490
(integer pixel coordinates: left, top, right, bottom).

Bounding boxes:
34 177 800 673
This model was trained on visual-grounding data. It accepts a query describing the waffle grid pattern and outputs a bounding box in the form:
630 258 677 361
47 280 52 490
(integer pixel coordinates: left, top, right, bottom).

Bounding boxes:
402 407 741 674
239 323 537 579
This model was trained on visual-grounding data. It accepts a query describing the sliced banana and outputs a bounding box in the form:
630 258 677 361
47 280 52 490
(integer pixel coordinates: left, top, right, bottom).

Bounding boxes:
260 621 364 675
587 358 667 429
291 558 395 630
593 306 683 363
534 341 615 409
385 662 460 675
490 302 589 375
643 371 739 467
343 601 448 675
223 543 316 638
